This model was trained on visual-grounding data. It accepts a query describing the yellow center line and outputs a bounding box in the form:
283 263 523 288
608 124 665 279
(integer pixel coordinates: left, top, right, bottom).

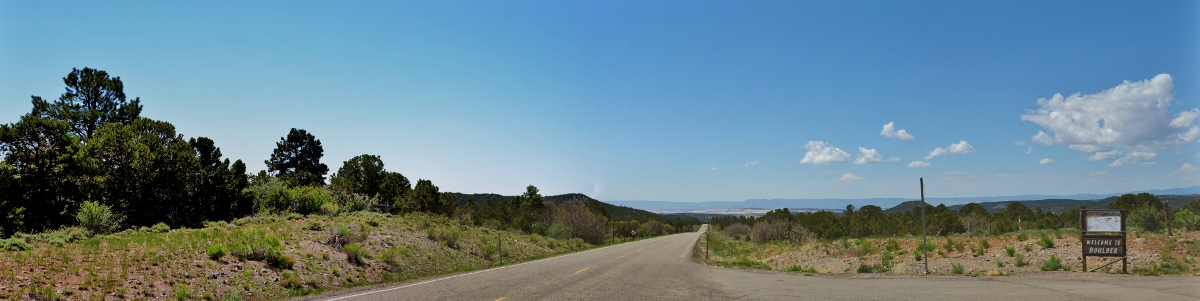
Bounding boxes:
494 297 507 301
574 267 590 275
616 255 624 260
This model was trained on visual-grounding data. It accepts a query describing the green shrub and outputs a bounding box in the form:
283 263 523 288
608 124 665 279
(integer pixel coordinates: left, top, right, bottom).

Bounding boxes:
305 220 323 231
996 261 1005 267
1041 255 1062 271
726 258 770 269
76 201 122 235
546 221 570 240
1129 207 1165 232
290 186 331 215
150 222 170 233
173 284 193 301
1016 233 1028 241
0 238 29 251
979 239 990 249
913 249 922 261
380 246 411 268
885 239 900 252
1037 234 1055 249
281 270 303 289
426 228 461 249
337 192 378 213
343 242 367 265
207 245 227 261
266 249 295 269
951 263 964 274
856 264 885 273
320 202 340 217
1024 245 1032 252
1014 254 1026 267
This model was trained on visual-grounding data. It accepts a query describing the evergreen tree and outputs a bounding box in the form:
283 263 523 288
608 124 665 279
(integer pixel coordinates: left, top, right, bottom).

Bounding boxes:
265 128 328 186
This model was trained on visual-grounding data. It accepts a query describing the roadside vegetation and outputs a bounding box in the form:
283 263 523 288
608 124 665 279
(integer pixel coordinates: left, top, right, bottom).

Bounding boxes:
699 195 1200 277
0 68 699 300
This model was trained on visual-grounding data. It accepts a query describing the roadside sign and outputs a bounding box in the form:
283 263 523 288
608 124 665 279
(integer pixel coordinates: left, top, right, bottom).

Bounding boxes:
1080 209 1126 273
1082 235 1126 257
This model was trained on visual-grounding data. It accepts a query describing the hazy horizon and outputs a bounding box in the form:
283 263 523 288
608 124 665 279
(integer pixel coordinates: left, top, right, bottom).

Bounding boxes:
3 1 1197 202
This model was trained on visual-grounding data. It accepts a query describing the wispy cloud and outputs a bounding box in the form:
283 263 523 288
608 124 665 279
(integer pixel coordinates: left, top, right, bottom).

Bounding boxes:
908 161 929 168
800 141 850 165
1090 171 1107 176
1110 151 1156 167
853 147 900 164
743 161 759 167
1088 150 1120 161
1167 163 1199 180
880 122 915 141
834 173 864 182
1040 158 1053 165
925 140 975 160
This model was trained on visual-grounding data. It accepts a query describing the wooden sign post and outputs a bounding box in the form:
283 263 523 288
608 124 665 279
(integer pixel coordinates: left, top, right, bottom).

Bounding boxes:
1080 208 1126 274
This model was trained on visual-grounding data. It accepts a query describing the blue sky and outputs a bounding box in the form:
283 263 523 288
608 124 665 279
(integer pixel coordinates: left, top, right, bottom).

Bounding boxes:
2 1 1197 202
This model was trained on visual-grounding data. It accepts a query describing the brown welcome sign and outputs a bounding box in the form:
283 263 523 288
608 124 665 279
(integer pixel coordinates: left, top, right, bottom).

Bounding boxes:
1079 209 1126 273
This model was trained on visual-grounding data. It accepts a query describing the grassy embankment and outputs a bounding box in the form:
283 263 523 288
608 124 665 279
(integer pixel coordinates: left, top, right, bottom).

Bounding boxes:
0 212 625 300
695 227 1200 277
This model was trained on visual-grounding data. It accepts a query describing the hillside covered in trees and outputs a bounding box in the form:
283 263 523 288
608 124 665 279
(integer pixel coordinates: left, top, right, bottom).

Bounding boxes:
0 67 697 245
712 192 1200 244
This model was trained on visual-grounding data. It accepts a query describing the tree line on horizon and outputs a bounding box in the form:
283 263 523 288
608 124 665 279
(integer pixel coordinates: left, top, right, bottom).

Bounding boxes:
0 67 695 244
710 192 1200 244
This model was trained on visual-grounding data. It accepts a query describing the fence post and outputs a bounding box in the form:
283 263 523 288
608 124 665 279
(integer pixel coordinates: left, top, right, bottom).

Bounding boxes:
1165 201 1172 237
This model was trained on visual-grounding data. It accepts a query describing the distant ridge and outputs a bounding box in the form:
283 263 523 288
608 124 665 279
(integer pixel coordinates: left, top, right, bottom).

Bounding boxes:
608 186 1200 213
445 192 697 223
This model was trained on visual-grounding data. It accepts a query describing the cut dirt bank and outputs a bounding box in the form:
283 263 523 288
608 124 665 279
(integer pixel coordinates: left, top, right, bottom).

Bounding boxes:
699 229 1200 277
0 212 619 300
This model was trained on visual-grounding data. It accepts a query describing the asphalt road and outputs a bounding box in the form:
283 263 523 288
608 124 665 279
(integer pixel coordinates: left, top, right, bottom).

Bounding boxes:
312 225 1198 300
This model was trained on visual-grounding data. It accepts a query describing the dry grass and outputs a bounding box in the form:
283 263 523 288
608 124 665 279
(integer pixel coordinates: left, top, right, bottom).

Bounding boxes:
0 212 602 300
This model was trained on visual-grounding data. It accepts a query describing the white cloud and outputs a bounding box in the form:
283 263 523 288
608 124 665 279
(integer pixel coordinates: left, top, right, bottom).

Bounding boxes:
948 140 975 154
1026 147 1033 154
800 141 850 165
1179 126 1200 143
925 148 947 160
1090 171 1107 176
854 147 898 164
743 161 759 167
1170 108 1199 128
925 140 974 160
1040 158 1054 165
1109 151 1156 167
1021 74 1198 152
880 122 915 141
908 161 930 168
1088 150 1121 161
1167 163 1199 180
1032 131 1054 145
1013 141 1027 146
711 167 718 170
834 173 863 182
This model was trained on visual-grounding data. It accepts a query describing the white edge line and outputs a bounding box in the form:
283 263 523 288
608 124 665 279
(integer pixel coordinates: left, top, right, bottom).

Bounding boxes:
320 235 656 301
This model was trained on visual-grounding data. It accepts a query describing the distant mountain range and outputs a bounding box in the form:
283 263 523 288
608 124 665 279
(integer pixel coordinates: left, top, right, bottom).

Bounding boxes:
607 186 1200 213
